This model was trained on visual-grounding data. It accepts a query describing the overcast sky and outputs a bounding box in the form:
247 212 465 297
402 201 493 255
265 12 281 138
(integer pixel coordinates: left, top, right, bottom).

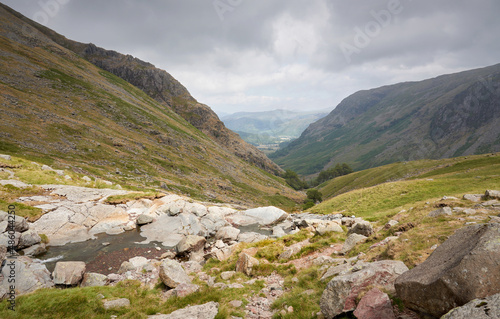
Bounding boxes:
3 0 500 115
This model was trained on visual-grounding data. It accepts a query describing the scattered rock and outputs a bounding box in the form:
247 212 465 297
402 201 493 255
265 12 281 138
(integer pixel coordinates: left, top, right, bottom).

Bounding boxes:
220 271 236 280
428 206 452 217
52 261 86 286
463 194 483 202
347 221 373 237
485 190 500 200
316 221 343 235
384 220 399 229
395 223 500 318
272 226 286 238
136 214 154 225
237 232 268 243
147 301 219 319
0 155 11 160
441 292 500 319
229 300 243 308
159 259 191 288
279 241 305 259
235 253 260 276
103 298 130 310
17 230 41 249
215 226 240 243
176 235 206 254
172 283 200 297
341 233 367 254
320 260 409 318
22 243 47 256
353 288 396 319
81 272 109 287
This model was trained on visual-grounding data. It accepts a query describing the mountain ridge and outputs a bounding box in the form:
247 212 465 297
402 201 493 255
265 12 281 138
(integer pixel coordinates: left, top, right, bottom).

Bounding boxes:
0 2 282 175
0 3 301 207
271 63 500 174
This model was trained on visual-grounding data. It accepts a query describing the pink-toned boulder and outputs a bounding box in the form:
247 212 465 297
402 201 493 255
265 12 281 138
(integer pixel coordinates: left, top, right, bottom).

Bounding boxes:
353 288 395 319
320 260 408 319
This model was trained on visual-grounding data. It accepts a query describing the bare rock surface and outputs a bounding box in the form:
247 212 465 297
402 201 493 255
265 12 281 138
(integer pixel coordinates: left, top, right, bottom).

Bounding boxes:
441 292 500 319
395 223 500 318
159 259 191 288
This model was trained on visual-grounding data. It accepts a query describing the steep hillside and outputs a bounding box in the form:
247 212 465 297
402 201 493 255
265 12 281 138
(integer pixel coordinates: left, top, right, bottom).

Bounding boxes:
221 109 328 145
271 64 500 174
0 3 281 176
0 4 301 207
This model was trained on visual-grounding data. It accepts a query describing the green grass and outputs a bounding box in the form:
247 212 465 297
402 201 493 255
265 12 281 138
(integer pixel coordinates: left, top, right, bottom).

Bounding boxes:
314 153 500 219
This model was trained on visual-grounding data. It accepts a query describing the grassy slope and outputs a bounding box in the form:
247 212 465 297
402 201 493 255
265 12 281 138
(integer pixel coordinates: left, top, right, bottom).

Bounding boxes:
0 14 303 209
0 154 498 318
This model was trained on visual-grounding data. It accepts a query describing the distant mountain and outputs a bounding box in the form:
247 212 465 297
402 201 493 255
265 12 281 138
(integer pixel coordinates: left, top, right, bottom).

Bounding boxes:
221 109 329 145
0 3 302 206
270 64 500 174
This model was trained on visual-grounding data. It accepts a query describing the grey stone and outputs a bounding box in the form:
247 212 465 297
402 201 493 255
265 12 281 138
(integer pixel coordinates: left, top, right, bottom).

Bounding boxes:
159 259 191 288
237 232 268 243
463 194 483 202
81 272 109 287
22 243 47 257
235 253 259 276
0 256 54 297
272 226 286 238
103 298 130 310
395 223 500 318
147 301 219 319
347 221 373 237
485 190 500 200
428 206 453 217
176 235 206 254
18 230 41 249
215 226 240 242
241 206 288 226
136 214 154 225
341 233 368 254
220 271 236 280
441 293 500 319
52 261 86 286
172 283 200 297
0 155 11 160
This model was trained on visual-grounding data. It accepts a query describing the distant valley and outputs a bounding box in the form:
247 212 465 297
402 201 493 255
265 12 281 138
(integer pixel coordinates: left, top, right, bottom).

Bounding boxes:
221 109 329 154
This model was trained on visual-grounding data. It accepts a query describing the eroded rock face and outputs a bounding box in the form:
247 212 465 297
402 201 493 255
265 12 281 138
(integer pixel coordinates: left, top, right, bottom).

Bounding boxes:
395 223 500 318
320 260 408 319
159 259 191 288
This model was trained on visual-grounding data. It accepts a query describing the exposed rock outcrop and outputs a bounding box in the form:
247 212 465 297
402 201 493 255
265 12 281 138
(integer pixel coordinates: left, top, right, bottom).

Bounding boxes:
395 223 500 318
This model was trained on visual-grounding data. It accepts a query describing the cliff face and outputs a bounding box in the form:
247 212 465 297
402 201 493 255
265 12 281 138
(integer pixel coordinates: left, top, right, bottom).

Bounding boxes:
69 43 283 175
271 64 500 174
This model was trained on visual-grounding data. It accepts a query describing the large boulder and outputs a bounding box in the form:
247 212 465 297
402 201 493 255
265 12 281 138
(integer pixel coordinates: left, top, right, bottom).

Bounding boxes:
159 259 191 288
395 223 500 318
341 233 368 254
441 293 500 319
147 301 219 319
320 260 408 319
52 261 86 286
0 256 54 298
17 230 41 249
241 206 288 226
